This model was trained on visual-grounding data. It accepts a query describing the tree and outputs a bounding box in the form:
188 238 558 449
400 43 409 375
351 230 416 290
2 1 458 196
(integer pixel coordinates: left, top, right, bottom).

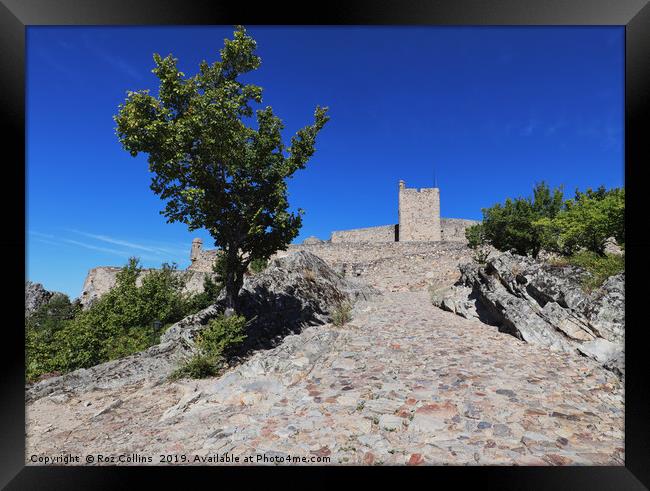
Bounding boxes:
114 26 329 313
480 182 564 258
535 187 624 255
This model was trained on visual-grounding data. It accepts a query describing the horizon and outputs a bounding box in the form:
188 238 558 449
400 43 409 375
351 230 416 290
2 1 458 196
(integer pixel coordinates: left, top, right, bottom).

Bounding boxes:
26 26 624 297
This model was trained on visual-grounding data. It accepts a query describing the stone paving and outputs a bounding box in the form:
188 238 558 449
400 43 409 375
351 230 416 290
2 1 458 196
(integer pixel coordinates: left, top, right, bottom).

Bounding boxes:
27 287 624 466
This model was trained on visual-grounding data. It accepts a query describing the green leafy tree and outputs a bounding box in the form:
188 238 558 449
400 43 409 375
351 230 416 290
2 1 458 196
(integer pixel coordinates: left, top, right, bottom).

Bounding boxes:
26 294 80 381
465 223 492 264
114 26 329 313
480 182 564 258
465 223 486 249
535 187 624 255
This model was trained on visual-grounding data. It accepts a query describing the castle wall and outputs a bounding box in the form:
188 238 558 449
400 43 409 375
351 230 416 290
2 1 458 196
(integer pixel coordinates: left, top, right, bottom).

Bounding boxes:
398 183 441 241
440 218 480 242
330 224 397 243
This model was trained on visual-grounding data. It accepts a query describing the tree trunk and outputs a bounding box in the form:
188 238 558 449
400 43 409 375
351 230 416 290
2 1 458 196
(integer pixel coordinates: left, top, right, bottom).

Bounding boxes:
223 247 244 316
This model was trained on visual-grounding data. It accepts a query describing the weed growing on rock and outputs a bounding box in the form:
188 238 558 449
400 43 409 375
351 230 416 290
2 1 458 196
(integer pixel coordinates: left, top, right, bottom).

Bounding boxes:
171 314 247 380
331 302 352 327
249 258 268 274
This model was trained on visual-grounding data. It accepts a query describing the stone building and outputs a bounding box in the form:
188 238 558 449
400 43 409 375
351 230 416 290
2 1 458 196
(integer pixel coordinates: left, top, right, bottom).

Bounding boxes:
330 180 477 243
187 179 479 273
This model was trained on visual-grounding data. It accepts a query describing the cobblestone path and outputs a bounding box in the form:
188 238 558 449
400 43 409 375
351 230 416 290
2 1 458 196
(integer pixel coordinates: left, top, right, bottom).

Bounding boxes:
27 290 624 466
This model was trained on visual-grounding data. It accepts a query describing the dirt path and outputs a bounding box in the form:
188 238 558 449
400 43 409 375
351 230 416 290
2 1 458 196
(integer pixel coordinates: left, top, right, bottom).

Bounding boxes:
27 288 623 465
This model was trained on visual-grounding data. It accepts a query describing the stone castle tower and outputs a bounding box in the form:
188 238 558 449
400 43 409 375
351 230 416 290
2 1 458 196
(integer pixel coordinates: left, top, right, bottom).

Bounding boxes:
397 180 441 241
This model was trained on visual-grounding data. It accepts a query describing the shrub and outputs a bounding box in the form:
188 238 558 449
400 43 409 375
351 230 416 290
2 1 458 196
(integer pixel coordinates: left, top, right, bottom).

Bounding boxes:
331 302 352 327
466 224 492 264
476 183 624 260
25 294 81 382
183 274 221 313
170 314 247 380
197 314 247 357
170 354 221 380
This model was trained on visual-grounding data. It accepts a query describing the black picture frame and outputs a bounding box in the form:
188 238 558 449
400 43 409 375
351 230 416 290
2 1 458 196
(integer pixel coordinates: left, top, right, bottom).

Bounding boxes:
2 1 648 488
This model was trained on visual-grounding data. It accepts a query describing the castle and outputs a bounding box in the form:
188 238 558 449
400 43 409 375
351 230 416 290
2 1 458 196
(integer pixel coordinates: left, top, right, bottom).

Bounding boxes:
188 180 478 271
329 180 477 243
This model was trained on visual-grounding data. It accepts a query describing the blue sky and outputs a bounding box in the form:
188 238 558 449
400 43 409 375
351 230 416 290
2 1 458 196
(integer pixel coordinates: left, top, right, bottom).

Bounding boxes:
27 26 624 297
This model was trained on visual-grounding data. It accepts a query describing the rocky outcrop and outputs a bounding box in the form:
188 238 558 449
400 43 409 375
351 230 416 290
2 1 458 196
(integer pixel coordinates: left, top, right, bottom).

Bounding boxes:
431 252 624 377
164 250 379 352
27 251 379 402
25 282 53 316
25 282 68 317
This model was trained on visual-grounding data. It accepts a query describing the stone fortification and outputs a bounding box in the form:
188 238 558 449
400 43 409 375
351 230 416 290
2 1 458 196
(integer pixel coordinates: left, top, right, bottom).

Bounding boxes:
189 238 221 272
398 180 441 241
326 180 476 243
273 241 472 293
330 224 397 243
440 218 480 242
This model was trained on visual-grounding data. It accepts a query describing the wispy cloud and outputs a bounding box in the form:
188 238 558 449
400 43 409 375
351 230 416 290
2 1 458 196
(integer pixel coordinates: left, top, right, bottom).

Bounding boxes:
82 35 144 81
98 52 144 81
67 229 188 255
60 238 144 258
67 229 167 254
29 230 57 240
29 229 189 264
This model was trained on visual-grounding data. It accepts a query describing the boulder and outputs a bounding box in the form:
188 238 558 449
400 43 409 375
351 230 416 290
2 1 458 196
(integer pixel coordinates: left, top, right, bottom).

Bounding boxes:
603 237 624 256
26 251 379 401
431 252 624 377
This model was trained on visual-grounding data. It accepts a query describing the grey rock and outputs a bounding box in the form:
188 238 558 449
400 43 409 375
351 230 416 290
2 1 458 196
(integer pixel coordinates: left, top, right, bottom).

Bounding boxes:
26 251 379 402
584 274 624 344
378 414 403 431
25 281 55 317
91 399 123 419
603 237 624 256
431 252 624 377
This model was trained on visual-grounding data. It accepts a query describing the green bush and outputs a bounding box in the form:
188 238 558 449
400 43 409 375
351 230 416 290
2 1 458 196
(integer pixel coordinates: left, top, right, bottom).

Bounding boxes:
331 302 352 327
25 257 222 383
197 314 247 357
182 274 221 313
535 187 624 256
25 294 81 382
465 224 492 264
171 314 247 380
565 251 625 292
170 353 221 380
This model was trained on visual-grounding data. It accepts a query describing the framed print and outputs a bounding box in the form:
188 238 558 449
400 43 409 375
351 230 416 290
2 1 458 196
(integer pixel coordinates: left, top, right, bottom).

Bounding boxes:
2 0 649 488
